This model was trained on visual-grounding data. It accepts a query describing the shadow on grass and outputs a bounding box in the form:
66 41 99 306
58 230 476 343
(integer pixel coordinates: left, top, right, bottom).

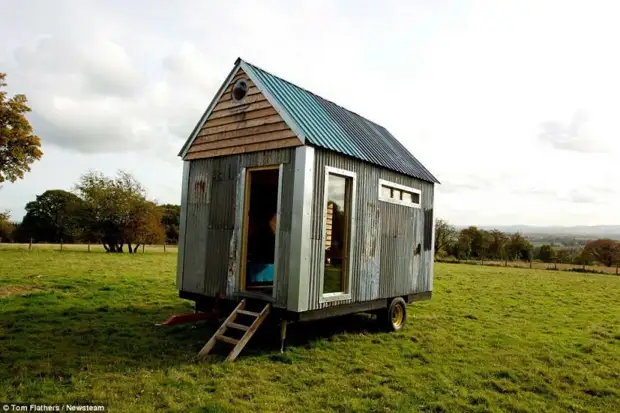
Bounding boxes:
2 304 214 379
2 303 382 378
239 312 383 359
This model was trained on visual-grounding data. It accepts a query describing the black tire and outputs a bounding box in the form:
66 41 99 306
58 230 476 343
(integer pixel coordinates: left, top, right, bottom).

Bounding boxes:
380 297 407 331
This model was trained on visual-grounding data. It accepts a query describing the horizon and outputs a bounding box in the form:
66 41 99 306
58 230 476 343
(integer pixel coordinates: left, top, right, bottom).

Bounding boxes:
1 0 618 225
454 224 620 229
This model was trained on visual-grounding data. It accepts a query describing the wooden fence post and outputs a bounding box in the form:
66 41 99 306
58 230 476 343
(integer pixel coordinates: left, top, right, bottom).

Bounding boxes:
29 238 33 251
142 244 145 253
88 241 91 252
163 242 167 253
60 239 63 251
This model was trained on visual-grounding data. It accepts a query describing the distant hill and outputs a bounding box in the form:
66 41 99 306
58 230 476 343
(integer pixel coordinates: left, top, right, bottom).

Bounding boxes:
456 225 620 240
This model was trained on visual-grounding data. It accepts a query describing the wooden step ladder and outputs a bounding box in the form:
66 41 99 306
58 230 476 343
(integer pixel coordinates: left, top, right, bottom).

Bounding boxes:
198 299 270 362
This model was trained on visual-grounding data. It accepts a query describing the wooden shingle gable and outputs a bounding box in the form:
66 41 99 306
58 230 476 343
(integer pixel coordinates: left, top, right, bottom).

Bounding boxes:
182 66 302 160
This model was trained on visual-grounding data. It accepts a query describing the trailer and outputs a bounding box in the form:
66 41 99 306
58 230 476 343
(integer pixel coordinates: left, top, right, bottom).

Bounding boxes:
174 58 439 360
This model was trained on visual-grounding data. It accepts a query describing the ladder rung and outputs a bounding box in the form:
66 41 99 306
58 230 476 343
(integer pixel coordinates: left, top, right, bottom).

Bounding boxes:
237 309 260 317
227 322 249 331
215 334 239 345
197 299 271 362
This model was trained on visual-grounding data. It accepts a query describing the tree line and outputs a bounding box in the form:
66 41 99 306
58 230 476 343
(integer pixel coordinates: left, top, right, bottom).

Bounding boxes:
1 72 180 252
3 71 618 265
435 219 620 268
0 171 180 253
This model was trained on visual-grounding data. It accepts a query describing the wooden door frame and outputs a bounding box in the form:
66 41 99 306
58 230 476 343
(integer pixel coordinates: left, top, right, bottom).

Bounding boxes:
239 164 282 293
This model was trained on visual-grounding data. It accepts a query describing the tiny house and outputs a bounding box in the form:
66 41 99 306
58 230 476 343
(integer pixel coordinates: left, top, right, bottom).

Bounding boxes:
176 58 439 357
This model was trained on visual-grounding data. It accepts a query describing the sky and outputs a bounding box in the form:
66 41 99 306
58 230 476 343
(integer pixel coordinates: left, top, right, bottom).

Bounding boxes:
1 0 618 226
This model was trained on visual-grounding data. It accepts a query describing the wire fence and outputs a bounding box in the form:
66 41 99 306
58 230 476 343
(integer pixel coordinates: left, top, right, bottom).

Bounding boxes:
0 240 178 253
3 240 617 274
436 258 619 275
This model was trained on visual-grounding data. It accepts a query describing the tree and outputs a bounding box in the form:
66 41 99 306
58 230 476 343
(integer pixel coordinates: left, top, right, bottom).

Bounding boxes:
20 190 84 243
582 239 620 267
489 230 509 261
9 221 27 243
75 170 166 253
454 226 488 259
125 201 165 252
539 244 557 263
455 227 476 259
574 248 593 269
478 230 494 263
507 233 533 261
160 204 180 244
434 219 457 255
556 248 579 265
0 73 43 183
75 170 149 252
0 210 13 242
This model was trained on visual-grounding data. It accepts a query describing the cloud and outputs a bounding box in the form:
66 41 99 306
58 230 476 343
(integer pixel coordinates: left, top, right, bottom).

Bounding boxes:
4 35 214 157
539 110 615 153
2 0 620 227
13 35 146 98
564 184 616 204
438 176 497 194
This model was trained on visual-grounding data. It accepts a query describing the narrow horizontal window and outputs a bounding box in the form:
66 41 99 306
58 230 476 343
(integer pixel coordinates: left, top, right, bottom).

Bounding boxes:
378 179 421 208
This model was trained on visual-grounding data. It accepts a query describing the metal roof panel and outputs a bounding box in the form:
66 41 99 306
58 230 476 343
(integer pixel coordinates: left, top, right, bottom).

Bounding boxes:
242 60 439 183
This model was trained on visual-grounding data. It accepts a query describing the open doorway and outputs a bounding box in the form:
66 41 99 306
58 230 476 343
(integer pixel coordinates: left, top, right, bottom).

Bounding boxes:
241 167 280 297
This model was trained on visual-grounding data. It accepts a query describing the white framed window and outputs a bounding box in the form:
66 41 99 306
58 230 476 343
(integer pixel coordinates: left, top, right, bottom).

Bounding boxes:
320 166 356 303
378 179 421 208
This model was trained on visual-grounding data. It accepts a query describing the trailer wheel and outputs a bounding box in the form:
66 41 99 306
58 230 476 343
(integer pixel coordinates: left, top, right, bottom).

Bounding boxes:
381 297 407 331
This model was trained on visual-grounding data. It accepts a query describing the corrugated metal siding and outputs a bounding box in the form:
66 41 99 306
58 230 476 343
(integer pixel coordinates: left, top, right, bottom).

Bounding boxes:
182 161 211 293
181 148 296 308
274 159 295 307
243 61 439 184
306 149 434 310
378 203 418 299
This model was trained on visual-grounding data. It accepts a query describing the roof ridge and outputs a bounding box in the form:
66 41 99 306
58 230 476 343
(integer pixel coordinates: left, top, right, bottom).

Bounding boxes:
242 59 387 130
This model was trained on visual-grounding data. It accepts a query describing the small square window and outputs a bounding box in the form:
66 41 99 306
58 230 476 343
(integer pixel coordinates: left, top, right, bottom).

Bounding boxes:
380 185 391 199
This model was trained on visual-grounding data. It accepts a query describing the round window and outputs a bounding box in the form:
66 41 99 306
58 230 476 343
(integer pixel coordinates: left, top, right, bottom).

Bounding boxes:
232 79 249 102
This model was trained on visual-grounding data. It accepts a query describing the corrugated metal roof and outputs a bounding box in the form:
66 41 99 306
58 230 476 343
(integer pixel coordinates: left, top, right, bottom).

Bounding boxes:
242 60 439 183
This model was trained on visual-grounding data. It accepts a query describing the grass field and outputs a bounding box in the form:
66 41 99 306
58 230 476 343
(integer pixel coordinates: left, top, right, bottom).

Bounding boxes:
1 249 619 412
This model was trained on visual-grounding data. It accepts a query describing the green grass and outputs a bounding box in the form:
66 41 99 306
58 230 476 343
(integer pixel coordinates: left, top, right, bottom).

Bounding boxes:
1 249 619 412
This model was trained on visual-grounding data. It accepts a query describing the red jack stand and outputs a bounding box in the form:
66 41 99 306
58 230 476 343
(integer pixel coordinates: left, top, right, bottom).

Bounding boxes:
156 312 213 326
156 294 222 327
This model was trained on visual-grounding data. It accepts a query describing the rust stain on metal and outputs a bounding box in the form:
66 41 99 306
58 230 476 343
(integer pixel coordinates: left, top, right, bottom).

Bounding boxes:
194 180 206 193
227 232 237 280
226 231 237 295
